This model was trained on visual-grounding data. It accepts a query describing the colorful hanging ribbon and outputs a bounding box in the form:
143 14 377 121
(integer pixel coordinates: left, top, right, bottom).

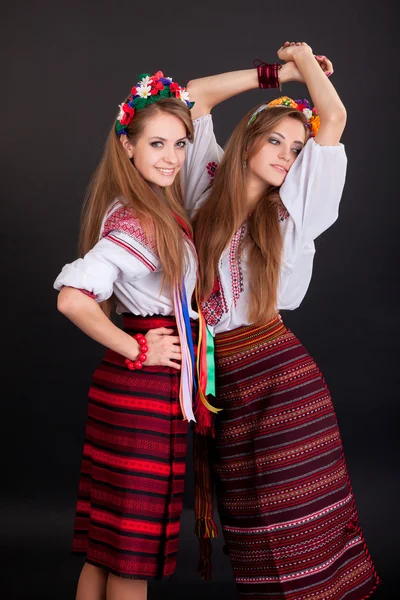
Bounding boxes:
195 285 220 413
173 279 195 422
171 212 220 424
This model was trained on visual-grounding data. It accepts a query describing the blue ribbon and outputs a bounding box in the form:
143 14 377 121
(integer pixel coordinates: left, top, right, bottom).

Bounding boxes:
180 277 197 398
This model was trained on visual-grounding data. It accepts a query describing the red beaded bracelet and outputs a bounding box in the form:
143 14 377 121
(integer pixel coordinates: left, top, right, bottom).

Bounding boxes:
125 333 148 370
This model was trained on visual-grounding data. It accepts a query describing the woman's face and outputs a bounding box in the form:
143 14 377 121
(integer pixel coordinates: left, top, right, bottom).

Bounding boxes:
247 116 306 189
124 112 188 186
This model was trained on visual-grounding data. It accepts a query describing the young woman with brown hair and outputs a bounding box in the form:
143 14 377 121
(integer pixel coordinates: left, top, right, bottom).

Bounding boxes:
187 43 380 599
53 71 218 600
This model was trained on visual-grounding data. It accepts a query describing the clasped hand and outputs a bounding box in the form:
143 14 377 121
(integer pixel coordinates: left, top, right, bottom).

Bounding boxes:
278 40 334 83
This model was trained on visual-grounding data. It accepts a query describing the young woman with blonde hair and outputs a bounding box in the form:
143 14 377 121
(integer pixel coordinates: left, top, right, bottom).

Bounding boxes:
186 42 380 599
54 71 218 600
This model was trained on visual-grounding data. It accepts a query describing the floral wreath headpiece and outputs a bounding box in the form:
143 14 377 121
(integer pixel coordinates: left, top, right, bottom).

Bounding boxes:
116 71 194 136
247 96 320 137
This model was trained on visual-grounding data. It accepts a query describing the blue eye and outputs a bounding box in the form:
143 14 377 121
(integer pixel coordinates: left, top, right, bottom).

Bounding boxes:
150 141 163 148
176 141 187 148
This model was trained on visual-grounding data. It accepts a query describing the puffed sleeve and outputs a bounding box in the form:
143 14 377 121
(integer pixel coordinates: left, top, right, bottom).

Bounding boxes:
182 114 224 214
53 204 159 302
280 138 347 261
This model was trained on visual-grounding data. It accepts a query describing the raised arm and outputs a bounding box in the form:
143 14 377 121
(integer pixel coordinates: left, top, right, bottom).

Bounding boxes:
186 58 332 120
277 41 347 145
187 70 258 119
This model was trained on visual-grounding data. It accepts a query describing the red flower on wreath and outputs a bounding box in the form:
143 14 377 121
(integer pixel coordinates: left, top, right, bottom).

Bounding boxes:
120 113 131 125
169 82 180 93
150 81 164 95
296 102 307 112
120 103 135 125
130 86 137 96
124 103 134 116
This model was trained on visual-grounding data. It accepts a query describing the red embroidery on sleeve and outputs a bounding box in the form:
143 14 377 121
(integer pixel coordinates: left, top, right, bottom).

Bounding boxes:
78 289 97 299
102 206 157 254
101 205 158 271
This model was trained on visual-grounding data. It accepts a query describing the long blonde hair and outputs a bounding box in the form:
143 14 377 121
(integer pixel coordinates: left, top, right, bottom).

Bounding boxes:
194 105 308 325
79 98 194 314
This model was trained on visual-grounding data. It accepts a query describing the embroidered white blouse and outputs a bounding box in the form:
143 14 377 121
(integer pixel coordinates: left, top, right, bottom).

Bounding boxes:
54 149 207 319
184 114 348 334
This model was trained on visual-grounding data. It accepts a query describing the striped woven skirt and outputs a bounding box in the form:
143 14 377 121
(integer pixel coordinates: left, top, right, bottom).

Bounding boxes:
212 316 379 599
72 314 197 579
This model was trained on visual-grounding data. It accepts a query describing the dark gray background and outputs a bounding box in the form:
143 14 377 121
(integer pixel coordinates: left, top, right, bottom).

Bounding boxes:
2 0 398 598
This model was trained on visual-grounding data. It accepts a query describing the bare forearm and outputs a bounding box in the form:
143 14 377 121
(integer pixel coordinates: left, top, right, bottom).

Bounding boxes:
294 51 346 123
187 69 258 118
57 287 139 360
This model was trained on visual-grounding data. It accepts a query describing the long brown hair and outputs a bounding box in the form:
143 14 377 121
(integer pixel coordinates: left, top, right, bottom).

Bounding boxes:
194 104 308 325
79 98 194 313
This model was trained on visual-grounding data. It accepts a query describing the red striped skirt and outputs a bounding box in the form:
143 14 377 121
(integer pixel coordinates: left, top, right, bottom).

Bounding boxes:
72 314 197 579
212 316 379 599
